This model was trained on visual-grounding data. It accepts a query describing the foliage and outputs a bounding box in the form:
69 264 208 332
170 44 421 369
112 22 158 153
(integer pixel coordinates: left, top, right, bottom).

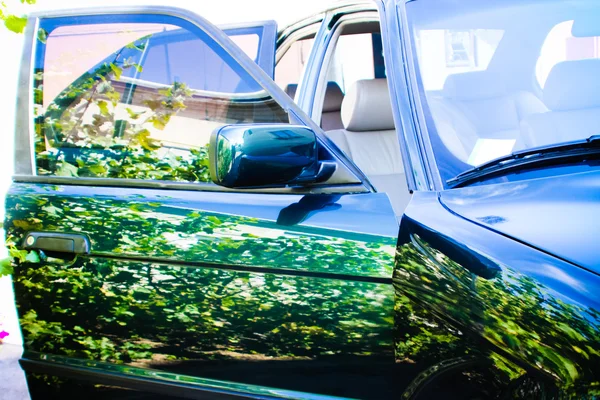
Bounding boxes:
0 0 35 34
35 43 212 183
394 235 600 397
6 184 396 369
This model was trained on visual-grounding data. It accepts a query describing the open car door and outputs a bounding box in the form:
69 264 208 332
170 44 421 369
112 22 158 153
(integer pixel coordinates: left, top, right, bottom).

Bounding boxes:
221 21 277 78
5 5 401 400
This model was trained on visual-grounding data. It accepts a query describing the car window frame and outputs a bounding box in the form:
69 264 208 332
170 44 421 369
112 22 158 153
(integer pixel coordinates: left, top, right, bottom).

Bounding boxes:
14 6 370 195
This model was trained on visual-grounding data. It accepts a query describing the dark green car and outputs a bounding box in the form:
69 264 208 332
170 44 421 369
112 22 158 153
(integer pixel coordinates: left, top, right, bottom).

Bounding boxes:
5 1 600 399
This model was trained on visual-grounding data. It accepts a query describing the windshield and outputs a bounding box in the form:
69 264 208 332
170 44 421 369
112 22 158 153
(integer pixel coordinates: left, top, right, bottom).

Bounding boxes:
404 0 600 184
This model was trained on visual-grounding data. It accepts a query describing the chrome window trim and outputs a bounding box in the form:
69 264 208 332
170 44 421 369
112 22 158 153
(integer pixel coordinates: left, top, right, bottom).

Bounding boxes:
12 175 370 195
14 16 37 176
390 0 440 190
16 5 367 194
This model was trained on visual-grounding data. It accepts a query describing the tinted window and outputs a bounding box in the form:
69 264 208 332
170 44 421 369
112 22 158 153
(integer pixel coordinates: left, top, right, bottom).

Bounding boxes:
275 37 315 97
34 16 289 183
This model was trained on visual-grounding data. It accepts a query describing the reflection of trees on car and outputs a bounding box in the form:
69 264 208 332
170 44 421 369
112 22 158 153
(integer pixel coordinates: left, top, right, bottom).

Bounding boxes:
6 186 396 359
394 236 600 397
34 43 212 183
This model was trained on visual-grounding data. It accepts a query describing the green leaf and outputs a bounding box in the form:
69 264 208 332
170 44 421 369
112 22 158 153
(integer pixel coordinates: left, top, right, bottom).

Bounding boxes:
25 251 40 263
125 108 145 120
0 257 14 277
97 100 110 116
4 15 27 34
37 27 48 43
56 162 79 177
109 63 122 80
87 163 108 175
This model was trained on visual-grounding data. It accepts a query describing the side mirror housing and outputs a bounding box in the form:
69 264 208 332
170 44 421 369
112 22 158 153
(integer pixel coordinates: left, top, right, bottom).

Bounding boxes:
209 124 334 188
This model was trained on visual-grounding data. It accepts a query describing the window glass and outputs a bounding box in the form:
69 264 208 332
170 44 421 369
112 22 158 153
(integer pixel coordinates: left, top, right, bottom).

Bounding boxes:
536 20 600 87
414 29 504 91
327 33 376 93
275 38 315 96
34 17 289 183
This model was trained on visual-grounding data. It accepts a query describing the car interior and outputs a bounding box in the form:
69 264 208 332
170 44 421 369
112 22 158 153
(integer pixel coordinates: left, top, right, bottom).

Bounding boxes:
408 0 600 173
279 18 409 218
275 1 600 218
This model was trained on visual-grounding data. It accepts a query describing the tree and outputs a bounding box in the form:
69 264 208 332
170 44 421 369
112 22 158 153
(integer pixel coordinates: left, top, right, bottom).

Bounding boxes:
0 0 35 34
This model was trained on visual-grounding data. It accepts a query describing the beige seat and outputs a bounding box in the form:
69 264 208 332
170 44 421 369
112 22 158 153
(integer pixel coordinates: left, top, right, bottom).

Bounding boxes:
285 82 345 130
320 82 344 131
520 59 600 148
326 78 410 217
429 71 547 163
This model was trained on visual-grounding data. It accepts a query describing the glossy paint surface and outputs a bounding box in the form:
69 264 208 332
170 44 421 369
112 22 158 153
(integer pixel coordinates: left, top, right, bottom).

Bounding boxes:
440 170 600 274
396 191 600 398
6 183 399 398
210 124 318 188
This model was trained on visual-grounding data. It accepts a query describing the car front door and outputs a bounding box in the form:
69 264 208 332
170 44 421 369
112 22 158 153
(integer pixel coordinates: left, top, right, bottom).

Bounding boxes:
6 6 401 399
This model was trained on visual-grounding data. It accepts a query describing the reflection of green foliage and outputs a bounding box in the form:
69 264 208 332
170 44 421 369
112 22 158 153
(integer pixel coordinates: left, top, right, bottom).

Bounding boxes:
394 234 600 396
34 38 211 183
6 185 395 370
216 135 234 181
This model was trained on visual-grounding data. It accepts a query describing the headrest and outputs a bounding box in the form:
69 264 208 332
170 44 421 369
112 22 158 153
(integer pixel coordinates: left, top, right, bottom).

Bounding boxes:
442 71 507 100
323 81 344 112
285 83 298 99
543 59 600 111
341 79 395 132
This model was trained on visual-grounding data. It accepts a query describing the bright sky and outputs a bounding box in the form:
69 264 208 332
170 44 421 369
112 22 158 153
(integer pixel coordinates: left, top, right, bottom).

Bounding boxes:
0 0 334 211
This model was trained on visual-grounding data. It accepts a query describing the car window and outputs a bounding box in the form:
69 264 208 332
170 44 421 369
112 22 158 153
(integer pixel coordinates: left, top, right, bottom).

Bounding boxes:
326 32 384 93
34 17 290 184
414 29 504 91
405 0 600 187
536 20 600 88
275 37 315 96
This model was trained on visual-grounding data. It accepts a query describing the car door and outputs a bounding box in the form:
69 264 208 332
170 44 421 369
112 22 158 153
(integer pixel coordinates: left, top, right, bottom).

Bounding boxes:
221 21 278 79
5 6 401 400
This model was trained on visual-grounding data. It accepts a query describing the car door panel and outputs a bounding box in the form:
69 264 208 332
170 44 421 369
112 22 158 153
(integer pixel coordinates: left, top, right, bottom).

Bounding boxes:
3 6 405 399
7 183 400 399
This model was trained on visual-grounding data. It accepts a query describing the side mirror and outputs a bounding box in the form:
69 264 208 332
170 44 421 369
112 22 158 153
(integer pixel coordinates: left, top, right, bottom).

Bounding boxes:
209 124 335 188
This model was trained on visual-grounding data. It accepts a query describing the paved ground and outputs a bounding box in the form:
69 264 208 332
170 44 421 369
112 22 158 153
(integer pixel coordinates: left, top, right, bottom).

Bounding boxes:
0 343 29 400
0 276 29 400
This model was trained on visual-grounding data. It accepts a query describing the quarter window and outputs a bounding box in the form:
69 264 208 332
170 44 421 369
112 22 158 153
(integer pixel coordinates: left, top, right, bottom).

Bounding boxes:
34 16 289 183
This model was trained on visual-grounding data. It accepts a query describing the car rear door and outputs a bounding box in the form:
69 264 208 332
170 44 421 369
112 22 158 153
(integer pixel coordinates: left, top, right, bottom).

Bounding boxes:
5 6 400 400
221 21 278 78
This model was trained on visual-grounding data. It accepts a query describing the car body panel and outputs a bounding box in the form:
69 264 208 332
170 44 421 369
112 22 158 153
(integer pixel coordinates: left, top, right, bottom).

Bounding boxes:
6 0 600 399
396 191 600 397
439 170 600 274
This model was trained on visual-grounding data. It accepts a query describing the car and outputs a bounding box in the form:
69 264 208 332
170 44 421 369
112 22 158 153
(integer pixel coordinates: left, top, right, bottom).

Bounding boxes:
4 0 600 398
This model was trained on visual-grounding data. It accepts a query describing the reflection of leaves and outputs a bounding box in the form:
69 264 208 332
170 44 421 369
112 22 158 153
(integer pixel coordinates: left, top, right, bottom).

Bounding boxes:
394 236 600 396
8 189 396 369
109 63 122 80
56 162 79 177
35 58 210 183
